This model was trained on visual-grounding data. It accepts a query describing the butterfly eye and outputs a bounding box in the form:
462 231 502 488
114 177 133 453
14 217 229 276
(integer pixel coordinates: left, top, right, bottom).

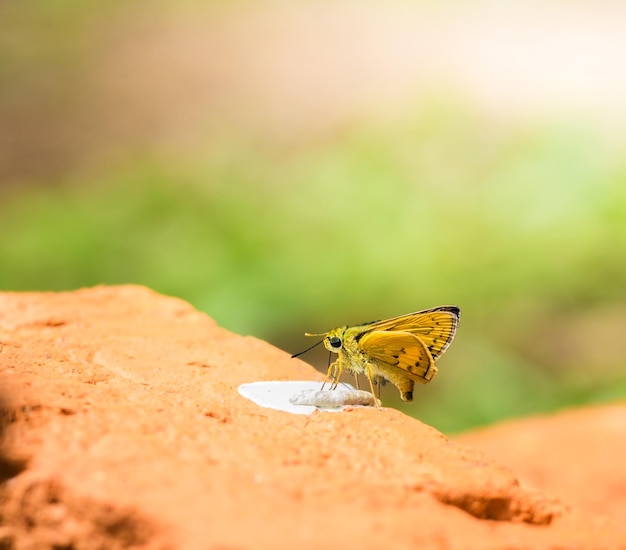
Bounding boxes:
328 336 342 349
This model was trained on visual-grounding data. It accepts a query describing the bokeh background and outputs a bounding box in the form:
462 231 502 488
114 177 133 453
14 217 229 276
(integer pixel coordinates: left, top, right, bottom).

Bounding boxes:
2 0 626 433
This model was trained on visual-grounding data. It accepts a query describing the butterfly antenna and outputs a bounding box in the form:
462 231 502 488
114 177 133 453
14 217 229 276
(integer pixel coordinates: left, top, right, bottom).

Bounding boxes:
291 338 324 358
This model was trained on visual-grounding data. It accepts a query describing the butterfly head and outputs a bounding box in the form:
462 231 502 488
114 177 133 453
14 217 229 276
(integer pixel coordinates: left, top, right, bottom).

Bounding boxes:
292 326 346 359
322 327 346 354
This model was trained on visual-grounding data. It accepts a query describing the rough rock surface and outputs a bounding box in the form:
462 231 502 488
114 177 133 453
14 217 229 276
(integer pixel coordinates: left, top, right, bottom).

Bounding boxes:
456 403 626 526
0 286 624 549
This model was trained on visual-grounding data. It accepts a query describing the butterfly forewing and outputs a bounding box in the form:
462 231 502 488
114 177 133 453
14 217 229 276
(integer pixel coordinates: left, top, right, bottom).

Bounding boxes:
358 330 435 381
366 306 459 360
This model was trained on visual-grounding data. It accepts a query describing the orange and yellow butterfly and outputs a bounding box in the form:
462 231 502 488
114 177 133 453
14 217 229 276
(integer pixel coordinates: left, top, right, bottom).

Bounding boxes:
292 306 460 404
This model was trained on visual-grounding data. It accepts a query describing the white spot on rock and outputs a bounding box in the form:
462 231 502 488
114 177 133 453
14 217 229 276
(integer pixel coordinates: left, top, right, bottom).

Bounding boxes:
238 381 376 415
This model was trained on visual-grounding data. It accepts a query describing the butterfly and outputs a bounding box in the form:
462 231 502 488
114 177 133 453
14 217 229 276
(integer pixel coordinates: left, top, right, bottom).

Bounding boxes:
292 306 460 405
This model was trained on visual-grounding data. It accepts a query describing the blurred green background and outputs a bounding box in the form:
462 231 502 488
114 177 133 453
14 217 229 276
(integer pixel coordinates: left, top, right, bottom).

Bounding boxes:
2 0 626 433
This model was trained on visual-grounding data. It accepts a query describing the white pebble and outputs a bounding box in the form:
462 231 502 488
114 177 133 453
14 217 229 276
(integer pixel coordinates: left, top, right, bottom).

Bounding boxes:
290 388 376 408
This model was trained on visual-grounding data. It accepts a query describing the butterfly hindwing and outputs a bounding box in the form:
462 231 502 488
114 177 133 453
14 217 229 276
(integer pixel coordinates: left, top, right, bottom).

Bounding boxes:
358 330 436 382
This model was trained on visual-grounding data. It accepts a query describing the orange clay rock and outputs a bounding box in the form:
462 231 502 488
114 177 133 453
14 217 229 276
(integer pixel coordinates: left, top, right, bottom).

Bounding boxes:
0 285 623 549
456 403 626 527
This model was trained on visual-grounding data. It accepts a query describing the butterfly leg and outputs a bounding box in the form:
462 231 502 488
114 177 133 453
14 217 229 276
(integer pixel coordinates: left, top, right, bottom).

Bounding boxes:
364 366 382 409
331 363 342 389
321 360 342 391
321 361 335 390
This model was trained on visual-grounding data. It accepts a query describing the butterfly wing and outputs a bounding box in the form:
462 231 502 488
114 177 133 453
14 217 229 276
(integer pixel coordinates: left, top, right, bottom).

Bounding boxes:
358 330 436 382
366 306 460 361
